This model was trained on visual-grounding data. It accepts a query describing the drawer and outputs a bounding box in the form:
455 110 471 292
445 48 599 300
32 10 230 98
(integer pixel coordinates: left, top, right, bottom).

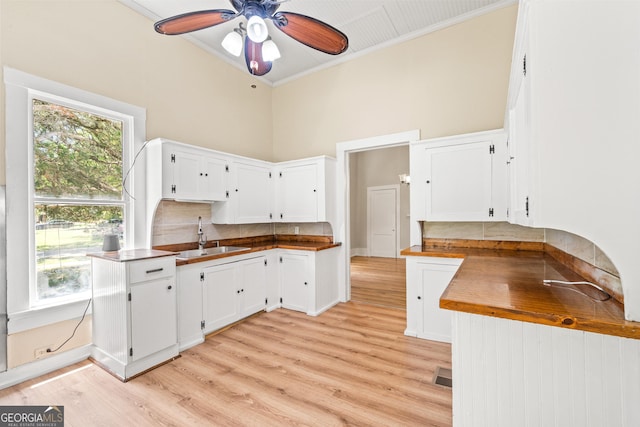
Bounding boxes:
129 257 176 284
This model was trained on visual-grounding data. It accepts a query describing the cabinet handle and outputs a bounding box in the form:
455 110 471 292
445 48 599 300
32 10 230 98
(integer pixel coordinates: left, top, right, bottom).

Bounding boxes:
200 173 203 176
237 290 241 294
426 180 430 184
168 285 172 290
304 282 308 286
417 296 422 300
146 268 163 274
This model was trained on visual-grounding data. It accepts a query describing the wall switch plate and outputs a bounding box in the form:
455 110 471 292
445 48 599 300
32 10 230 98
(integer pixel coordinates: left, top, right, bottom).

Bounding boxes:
294 226 299 235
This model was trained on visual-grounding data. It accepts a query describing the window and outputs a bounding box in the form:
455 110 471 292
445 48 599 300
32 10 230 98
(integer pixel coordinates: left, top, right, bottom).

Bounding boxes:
33 98 125 304
4 67 146 324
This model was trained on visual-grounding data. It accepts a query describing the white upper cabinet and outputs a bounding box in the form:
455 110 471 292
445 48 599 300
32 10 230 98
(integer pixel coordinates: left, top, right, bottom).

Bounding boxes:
212 159 274 224
505 2 537 226
275 157 336 223
147 139 229 203
410 129 507 222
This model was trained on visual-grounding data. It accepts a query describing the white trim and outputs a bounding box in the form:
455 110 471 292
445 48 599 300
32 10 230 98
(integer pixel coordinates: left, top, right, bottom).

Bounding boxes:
350 248 368 257
4 67 146 324
366 184 401 258
0 345 91 390
336 129 420 303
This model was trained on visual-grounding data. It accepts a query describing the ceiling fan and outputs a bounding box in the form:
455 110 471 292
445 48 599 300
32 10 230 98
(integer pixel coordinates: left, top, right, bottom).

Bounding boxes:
154 0 349 77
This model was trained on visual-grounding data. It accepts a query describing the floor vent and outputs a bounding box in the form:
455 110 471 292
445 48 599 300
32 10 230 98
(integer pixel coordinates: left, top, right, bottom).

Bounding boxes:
433 367 452 388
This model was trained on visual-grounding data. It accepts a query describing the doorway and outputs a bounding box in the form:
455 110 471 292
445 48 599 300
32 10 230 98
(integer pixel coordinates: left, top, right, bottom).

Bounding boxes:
335 129 420 307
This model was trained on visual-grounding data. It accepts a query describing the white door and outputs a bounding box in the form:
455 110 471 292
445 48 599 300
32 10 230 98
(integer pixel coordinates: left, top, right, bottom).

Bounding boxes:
367 186 398 258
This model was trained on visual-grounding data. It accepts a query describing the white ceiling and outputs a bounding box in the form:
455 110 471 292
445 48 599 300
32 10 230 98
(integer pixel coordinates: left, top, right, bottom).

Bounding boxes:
120 0 514 86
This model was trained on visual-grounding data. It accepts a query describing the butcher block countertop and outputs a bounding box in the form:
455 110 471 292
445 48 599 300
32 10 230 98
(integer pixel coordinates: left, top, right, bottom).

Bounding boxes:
87 248 177 262
154 234 341 267
401 240 640 340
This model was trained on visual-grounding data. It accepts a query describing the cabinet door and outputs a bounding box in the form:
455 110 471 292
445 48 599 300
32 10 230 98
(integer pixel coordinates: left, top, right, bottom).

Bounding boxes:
415 262 459 343
202 264 238 334
171 150 202 200
278 164 318 222
176 266 204 350
201 156 228 201
424 141 493 221
238 257 267 318
509 54 533 225
279 253 309 313
235 162 273 223
129 277 177 361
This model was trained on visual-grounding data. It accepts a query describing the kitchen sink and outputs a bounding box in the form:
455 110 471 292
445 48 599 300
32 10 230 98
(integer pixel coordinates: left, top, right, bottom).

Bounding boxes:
177 246 250 259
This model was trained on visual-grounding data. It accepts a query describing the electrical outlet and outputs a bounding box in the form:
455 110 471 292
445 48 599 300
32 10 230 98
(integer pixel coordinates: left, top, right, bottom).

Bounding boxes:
34 346 50 359
294 226 299 235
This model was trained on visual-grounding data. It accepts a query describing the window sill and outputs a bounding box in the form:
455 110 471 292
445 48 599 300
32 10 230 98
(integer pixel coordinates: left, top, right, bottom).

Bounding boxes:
7 298 92 334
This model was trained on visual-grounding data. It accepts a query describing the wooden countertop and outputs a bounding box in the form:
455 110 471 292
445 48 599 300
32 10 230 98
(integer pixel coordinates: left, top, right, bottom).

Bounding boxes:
87 249 177 262
401 244 640 340
154 235 341 267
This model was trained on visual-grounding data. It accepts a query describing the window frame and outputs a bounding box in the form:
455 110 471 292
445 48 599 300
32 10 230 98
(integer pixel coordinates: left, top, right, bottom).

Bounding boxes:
4 67 147 332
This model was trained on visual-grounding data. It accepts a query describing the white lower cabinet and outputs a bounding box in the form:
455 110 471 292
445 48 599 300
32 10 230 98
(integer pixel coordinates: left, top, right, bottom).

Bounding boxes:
177 254 270 349
278 247 339 316
405 256 462 343
91 254 178 380
202 256 267 334
176 247 339 351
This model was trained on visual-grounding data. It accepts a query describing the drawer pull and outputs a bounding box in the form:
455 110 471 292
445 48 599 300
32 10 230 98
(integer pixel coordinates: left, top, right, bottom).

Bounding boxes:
146 268 164 274
167 285 173 290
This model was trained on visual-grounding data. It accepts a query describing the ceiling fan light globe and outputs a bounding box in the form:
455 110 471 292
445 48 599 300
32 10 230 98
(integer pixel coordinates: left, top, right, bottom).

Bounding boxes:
246 15 268 43
221 30 243 56
262 39 281 62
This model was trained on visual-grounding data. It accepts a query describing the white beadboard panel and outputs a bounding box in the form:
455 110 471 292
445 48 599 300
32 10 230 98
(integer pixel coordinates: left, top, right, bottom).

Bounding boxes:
452 312 640 427
620 337 640 426
91 258 128 364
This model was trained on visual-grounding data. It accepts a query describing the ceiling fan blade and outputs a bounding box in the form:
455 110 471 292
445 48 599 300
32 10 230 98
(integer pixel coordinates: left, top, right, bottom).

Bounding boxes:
244 38 272 76
271 12 348 55
155 9 236 35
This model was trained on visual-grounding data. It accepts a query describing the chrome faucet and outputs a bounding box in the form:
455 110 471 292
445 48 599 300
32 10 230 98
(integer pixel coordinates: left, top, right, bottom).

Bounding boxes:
197 216 207 252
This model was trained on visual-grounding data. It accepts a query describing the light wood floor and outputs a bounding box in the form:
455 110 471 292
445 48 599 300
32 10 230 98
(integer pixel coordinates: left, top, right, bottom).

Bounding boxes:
350 256 406 309
0 303 452 426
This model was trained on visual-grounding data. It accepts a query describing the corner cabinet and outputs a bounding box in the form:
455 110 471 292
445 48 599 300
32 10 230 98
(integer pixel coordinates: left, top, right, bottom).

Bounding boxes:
278 247 339 316
405 256 462 343
274 157 336 223
211 159 274 224
410 130 508 222
90 253 178 380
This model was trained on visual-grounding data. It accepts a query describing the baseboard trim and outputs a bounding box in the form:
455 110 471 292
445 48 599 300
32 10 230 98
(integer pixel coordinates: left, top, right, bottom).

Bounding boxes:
0 344 91 390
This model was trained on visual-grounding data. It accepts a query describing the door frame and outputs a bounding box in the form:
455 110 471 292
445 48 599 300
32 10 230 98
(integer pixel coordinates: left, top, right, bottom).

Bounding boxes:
367 185 400 258
335 129 421 302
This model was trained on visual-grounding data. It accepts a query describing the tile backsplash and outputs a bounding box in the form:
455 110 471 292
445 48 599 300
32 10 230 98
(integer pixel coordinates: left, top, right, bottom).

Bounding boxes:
423 221 619 277
151 200 332 246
